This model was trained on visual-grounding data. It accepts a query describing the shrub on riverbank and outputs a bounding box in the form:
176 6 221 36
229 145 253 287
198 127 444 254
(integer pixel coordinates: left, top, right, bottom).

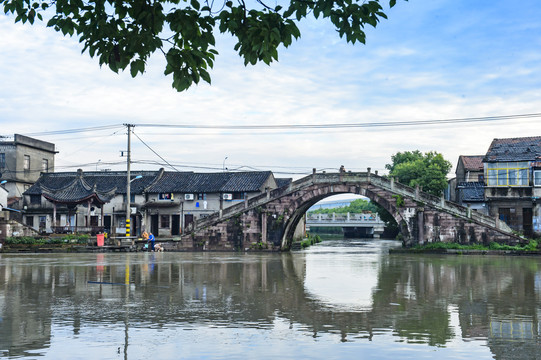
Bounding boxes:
413 239 538 252
301 234 322 248
4 235 90 246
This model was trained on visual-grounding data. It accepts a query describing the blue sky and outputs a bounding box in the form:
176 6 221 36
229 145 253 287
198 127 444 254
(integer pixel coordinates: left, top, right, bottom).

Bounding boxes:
1 0 541 178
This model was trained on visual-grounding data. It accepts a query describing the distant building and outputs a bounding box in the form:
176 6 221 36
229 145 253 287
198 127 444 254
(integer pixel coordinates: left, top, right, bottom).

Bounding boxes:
0 134 56 209
454 155 486 212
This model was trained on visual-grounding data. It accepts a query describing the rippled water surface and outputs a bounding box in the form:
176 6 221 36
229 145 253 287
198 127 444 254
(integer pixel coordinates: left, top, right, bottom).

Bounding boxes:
1 239 541 359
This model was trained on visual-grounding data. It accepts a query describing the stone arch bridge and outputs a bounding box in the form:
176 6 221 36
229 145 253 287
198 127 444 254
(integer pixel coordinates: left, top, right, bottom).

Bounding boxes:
182 171 521 251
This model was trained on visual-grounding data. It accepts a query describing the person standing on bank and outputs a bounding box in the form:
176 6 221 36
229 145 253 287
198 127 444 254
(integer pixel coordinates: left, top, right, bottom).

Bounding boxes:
148 232 155 251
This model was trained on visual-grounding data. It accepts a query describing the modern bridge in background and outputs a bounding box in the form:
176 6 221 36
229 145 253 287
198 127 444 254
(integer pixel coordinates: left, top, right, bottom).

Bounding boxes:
305 213 385 238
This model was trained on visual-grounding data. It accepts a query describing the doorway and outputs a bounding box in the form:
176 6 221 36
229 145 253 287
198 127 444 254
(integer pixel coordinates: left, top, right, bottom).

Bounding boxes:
151 214 159 235
172 214 180 236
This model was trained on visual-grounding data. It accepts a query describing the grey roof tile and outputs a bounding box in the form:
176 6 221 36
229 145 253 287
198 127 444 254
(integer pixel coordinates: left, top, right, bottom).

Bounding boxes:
484 136 541 162
24 169 274 197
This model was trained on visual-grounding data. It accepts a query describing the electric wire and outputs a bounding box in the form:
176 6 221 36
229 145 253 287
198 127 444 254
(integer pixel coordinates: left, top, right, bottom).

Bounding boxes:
132 131 182 172
134 112 541 130
8 111 541 138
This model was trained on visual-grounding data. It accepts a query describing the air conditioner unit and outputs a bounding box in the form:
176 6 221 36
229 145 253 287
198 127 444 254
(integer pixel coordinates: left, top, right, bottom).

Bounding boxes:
184 194 195 201
223 193 233 201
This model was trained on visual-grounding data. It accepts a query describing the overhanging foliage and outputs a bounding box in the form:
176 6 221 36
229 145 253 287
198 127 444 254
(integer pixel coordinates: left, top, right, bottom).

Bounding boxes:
2 0 405 91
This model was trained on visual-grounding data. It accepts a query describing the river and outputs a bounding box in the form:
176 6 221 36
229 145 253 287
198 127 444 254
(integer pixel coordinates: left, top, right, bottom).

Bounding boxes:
1 238 540 359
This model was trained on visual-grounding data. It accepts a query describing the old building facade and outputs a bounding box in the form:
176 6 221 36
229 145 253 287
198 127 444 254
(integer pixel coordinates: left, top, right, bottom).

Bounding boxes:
22 168 286 237
454 155 486 212
483 136 541 238
0 134 56 209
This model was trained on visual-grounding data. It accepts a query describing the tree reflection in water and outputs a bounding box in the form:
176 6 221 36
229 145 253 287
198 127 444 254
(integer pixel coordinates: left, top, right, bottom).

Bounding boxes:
0 239 540 359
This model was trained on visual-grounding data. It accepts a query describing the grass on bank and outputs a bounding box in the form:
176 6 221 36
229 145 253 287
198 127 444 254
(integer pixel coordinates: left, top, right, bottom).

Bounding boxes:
4 234 90 245
413 239 539 252
300 234 323 248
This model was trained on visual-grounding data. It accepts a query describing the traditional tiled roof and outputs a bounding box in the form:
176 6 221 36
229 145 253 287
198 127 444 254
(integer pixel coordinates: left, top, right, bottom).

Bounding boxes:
144 171 274 193
484 136 541 162
24 169 275 198
41 177 116 204
276 178 292 188
457 182 485 202
459 155 484 171
24 169 162 196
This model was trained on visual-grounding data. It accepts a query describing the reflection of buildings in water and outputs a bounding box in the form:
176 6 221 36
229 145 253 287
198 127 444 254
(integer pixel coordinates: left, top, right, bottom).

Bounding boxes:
489 317 535 340
487 317 541 360
535 272 541 296
3 251 541 357
0 262 53 358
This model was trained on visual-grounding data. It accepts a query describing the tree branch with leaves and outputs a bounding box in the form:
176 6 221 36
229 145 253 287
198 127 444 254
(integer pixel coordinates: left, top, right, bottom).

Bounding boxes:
2 0 406 91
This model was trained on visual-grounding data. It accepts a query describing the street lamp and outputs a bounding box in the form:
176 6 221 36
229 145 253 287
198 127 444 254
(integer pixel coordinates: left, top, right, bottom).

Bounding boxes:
0 180 6 185
223 156 228 172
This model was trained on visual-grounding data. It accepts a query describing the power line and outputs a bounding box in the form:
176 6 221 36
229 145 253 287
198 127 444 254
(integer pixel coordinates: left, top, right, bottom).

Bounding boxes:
19 124 124 137
134 112 541 130
10 112 541 138
132 131 181 172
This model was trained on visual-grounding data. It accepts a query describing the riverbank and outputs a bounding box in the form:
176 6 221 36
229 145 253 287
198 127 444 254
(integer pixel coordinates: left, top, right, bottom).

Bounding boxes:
391 239 541 256
390 248 541 256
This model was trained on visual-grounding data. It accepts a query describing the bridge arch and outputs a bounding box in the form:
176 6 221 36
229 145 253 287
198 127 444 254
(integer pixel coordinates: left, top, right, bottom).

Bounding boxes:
280 184 408 249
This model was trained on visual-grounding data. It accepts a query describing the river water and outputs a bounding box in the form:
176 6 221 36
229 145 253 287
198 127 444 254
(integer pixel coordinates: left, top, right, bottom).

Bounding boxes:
1 239 540 359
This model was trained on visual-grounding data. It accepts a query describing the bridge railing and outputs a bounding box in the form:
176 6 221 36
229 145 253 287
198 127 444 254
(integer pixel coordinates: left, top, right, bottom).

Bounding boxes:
367 173 503 230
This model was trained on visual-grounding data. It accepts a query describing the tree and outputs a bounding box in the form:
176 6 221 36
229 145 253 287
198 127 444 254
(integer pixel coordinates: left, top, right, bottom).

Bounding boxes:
1 0 405 91
385 150 452 196
308 198 379 215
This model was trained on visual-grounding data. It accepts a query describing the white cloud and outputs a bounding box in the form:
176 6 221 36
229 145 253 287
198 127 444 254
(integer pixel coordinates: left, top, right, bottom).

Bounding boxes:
1 0 541 179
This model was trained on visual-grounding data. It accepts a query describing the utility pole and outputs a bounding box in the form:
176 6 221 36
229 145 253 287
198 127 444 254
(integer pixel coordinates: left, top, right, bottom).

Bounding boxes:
125 124 133 238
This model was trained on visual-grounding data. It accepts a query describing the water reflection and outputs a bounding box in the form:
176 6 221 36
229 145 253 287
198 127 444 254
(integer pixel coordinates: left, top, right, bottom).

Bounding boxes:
0 240 540 359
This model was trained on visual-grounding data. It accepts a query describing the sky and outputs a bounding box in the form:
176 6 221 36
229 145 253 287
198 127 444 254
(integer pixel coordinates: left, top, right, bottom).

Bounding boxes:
1 0 541 179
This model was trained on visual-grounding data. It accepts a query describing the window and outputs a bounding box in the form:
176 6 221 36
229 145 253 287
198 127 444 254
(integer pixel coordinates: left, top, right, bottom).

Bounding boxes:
30 195 41 204
123 194 136 202
486 162 530 186
160 215 170 228
0 153 5 169
197 193 207 200
159 193 173 200
26 216 34 227
233 192 246 200
534 170 541 186
24 155 30 170
42 159 48 173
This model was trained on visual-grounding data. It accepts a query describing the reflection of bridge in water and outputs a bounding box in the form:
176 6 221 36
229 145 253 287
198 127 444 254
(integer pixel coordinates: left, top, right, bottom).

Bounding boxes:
305 213 385 238
2 250 541 358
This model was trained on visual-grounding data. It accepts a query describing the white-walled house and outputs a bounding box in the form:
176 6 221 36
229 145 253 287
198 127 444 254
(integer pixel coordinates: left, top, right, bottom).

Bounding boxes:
22 168 288 237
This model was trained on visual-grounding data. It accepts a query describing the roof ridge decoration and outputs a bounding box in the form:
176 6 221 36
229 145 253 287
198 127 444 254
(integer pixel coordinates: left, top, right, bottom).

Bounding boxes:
143 167 166 193
41 175 116 205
